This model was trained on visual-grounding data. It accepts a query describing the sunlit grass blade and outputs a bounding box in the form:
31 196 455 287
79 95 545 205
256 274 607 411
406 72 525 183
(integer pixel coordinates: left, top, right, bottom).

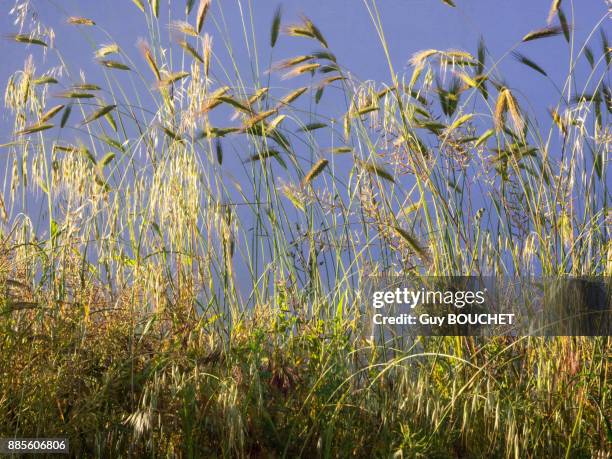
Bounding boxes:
522 25 563 42
6 34 47 47
16 123 54 136
82 105 117 126
98 60 131 71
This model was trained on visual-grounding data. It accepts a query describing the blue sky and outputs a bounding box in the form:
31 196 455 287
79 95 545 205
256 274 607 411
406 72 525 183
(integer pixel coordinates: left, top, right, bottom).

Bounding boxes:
2 1 608 112
0 0 609 289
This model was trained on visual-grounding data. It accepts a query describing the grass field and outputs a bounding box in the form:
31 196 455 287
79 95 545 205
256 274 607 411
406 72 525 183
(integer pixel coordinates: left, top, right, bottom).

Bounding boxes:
0 0 610 457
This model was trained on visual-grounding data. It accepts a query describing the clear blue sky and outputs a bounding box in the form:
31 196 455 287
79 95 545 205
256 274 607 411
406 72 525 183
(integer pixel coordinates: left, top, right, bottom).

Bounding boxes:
0 1 609 287
2 1 608 120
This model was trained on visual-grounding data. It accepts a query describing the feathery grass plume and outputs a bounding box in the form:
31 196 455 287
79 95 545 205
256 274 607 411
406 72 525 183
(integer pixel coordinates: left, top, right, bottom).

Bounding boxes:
267 114 286 131
409 49 438 67
302 159 328 186
494 87 523 132
39 104 64 123
343 113 351 141
282 63 320 80
138 39 161 81
446 113 473 134
474 129 494 147
247 87 269 105
98 60 131 70
547 0 561 24
33 76 58 85
281 183 305 211
72 83 101 91
443 49 476 65
494 89 507 131
6 34 48 47
504 88 523 133
67 17 95 26
52 143 80 153
243 109 277 128
272 55 314 72
169 20 199 37
456 71 479 89
230 88 268 120
512 51 548 76
196 0 211 34
278 87 308 105
56 91 95 99
327 146 352 154
131 0 145 12
203 33 212 76
95 43 119 58
82 105 116 125
199 126 240 138
362 161 395 183
312 50 337 63
318 75 345 90
298 122 327 132
60 105 72 127
393 226 428 261
200 86 230 112
158 71 190 88
270 6 282 47
16 123 54 136
522 25 563 42
285 16 329 48
178 40 204 63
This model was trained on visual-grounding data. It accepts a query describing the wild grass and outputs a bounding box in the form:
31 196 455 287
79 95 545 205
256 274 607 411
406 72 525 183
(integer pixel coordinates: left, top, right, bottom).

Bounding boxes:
0 0 610 457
